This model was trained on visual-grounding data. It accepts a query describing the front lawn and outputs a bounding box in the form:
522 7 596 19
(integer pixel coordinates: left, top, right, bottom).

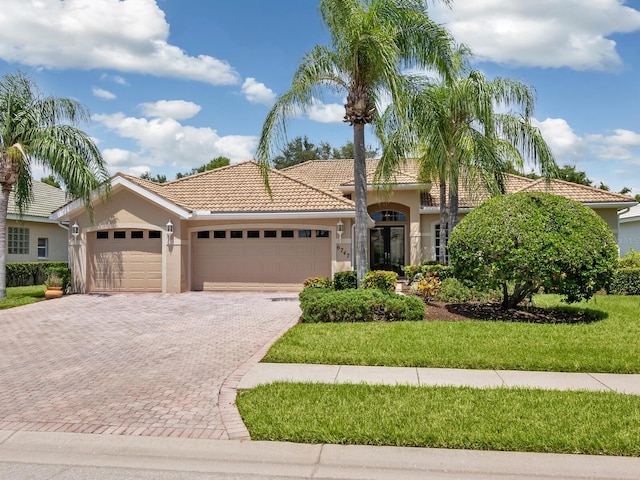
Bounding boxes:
237 382 640 456
0 285 46 310
264 294 640 373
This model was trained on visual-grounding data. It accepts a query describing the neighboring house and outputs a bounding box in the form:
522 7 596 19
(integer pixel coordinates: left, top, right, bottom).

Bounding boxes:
619 204 640 255
51 160 636 294
7 180 69 263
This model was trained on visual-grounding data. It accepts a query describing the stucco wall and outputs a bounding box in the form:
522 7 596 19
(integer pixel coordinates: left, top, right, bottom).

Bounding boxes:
6 219 68 262
619 220 640 255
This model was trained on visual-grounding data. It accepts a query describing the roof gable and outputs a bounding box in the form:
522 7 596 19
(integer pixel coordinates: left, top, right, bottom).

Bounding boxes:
513 178 635 204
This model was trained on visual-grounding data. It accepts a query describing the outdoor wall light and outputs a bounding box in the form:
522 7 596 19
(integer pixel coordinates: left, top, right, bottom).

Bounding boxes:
71 222 80 239
336 219 344 239
166 220 174 245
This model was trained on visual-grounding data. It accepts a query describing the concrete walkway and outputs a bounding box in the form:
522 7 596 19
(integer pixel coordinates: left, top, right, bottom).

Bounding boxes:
239 363 640 395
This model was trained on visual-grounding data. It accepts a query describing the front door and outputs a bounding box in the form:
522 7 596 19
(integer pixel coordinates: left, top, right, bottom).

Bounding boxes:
370 226 405 275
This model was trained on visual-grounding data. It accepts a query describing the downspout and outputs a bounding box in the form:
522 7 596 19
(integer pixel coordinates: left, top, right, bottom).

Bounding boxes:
57 222 69 232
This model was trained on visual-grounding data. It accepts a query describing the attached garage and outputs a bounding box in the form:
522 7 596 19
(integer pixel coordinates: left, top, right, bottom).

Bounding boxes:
191 227 332 290
88 229 162 292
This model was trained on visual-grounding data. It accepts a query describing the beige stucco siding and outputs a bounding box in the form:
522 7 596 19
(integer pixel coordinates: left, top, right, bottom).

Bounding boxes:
6 220 68 262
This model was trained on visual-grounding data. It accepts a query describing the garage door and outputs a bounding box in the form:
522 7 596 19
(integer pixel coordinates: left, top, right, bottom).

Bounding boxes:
192 228 331 290
89 229 162 292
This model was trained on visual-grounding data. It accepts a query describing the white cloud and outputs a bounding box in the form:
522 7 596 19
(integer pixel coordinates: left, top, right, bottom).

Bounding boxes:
92 87 116 100
241 77 276 105
430 0 640 70
0 0 239 85
93 112 257 175
101 73 127 85
532 117 585 159
306 98 344 123
139 100 201 120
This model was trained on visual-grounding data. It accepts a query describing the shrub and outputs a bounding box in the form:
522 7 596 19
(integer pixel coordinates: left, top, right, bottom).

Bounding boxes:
411 274 441 301
303 276 333 289
404 263 454 283
619 249 640 268
448 192 619 309
333 270 357 290
434 277 473 303
607 268 640 295
299 288 425 323
6 262 69 287
44 266 71 291
363 270 398 291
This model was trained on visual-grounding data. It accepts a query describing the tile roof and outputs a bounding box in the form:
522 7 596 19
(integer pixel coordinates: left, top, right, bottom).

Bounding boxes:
8 180 69 218
513 178 636 203
282 159 380 193
122 161 354 213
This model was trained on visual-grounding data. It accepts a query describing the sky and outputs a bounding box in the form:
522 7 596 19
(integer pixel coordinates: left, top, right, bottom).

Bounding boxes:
1 0 640 194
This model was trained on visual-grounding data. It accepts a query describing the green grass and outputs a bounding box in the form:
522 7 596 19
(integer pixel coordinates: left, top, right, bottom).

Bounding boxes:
237 382 640 456
0 285 46 310
264 294 640 373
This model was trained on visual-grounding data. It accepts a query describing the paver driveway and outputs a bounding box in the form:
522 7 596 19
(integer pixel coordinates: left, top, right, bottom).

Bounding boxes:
0 292 300 440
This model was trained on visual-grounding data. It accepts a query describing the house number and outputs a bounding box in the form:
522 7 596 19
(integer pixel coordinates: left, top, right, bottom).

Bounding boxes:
336 244 350 259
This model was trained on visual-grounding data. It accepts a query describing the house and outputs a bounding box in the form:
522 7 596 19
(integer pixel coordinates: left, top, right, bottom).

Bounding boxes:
51 159 636 294
7 180 69 263
619 204 640 255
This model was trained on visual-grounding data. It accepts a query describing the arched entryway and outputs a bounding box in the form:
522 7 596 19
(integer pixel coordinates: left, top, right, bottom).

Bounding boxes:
368 204 409 276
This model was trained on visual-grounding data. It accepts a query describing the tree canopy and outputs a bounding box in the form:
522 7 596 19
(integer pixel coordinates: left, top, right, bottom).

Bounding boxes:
272 136 379 169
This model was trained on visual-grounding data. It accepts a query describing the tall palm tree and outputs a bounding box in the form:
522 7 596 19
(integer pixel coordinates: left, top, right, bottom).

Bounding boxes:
0 71 110 299
378 62 557 264
256 0 455 286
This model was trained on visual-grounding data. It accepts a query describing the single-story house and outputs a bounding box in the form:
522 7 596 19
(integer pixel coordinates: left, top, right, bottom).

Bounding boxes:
619 204 640 255
51 159 636 293
7 180 69 263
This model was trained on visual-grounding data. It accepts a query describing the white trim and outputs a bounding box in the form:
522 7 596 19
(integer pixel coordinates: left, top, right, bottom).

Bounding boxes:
420 207 472 214
584 202 637 209
339 183 432 193
50 176 192 221
191 210 356 220
8 214 62 224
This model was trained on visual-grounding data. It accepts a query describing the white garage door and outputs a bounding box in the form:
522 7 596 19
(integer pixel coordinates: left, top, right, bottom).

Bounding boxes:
89 229 162 292
192 228 331 291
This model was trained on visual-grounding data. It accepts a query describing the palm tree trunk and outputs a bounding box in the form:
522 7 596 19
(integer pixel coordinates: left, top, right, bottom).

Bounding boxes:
353 122 368 287
438 180 447 264
0 186 10 299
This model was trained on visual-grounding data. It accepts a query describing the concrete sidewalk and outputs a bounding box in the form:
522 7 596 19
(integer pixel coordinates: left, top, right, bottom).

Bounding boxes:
239 363 640 395
2 430 640 480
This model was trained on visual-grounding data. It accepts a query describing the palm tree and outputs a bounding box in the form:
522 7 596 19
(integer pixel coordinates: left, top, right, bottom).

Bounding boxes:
0 71 110 299
378 61 557 264
256 0 455 286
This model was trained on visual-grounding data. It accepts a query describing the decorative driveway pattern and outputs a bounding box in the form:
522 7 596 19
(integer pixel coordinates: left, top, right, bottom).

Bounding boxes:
0 292 300 440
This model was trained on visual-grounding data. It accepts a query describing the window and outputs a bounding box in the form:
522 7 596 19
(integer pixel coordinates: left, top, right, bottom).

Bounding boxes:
131 231 144 239
197 231 210 239
96 231 109 239
213 230 226 239
264 230 277 238
371 210 406 222
37 238 48 258
230 230 243 239
281 230 294 238
247 230 260 238
298 229 312 238
435 223 449 263
316 230 330 238
149 231 161 239
8 227 29 254
114 231 126 239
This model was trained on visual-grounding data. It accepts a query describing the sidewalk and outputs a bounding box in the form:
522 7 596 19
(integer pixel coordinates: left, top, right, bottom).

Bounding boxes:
239 363 640 395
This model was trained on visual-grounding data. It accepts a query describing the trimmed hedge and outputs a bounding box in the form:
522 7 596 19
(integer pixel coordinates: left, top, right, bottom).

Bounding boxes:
404 263 454 283
363 270 398 291
299 288 425 323
6 262 69 287
333 270 357 290
607 268 640 295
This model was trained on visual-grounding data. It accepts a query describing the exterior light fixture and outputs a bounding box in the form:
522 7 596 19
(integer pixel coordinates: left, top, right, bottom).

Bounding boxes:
166 220 174 245
71 222 80 239
336 219 344 239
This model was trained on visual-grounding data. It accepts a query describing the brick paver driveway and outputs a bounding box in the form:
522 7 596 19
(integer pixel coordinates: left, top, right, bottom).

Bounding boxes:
0 292 300 440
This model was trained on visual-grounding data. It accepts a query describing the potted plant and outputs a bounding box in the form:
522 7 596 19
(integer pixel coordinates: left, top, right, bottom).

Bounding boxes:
44 272 64 299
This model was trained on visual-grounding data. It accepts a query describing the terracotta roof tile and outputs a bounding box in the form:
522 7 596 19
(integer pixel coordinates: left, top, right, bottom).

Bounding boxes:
8 181 69 218
513 178 636 203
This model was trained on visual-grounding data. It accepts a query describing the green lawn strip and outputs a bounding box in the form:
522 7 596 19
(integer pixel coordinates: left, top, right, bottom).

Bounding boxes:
237 382 640 456
0 285 46 310
263 295 640 373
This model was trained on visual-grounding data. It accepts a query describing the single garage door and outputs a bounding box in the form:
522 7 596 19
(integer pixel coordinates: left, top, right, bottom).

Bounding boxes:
89 229 162 292
192 228 331 290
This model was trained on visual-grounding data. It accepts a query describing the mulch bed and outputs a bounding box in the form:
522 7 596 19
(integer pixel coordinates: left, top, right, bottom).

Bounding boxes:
424 301 605 324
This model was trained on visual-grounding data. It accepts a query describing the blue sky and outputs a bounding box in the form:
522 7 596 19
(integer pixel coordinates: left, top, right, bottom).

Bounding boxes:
1 0 640 194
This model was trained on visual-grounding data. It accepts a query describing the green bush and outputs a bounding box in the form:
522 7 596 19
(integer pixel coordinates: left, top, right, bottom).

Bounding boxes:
363 270 398 291
333 270 357 290
607 268 640 295
619 249 640 268
404 263 454 283
299 288 425 323
44 266 72 291
448 192 619 309
303 276 333 289
6 262 69 287
434 278 473 303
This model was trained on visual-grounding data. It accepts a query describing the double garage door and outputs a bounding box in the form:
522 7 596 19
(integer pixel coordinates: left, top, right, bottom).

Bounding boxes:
192 227 331 290
89 229 162 292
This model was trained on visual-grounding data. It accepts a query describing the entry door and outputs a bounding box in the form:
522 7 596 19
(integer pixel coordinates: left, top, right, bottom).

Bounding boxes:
370 226 405 275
